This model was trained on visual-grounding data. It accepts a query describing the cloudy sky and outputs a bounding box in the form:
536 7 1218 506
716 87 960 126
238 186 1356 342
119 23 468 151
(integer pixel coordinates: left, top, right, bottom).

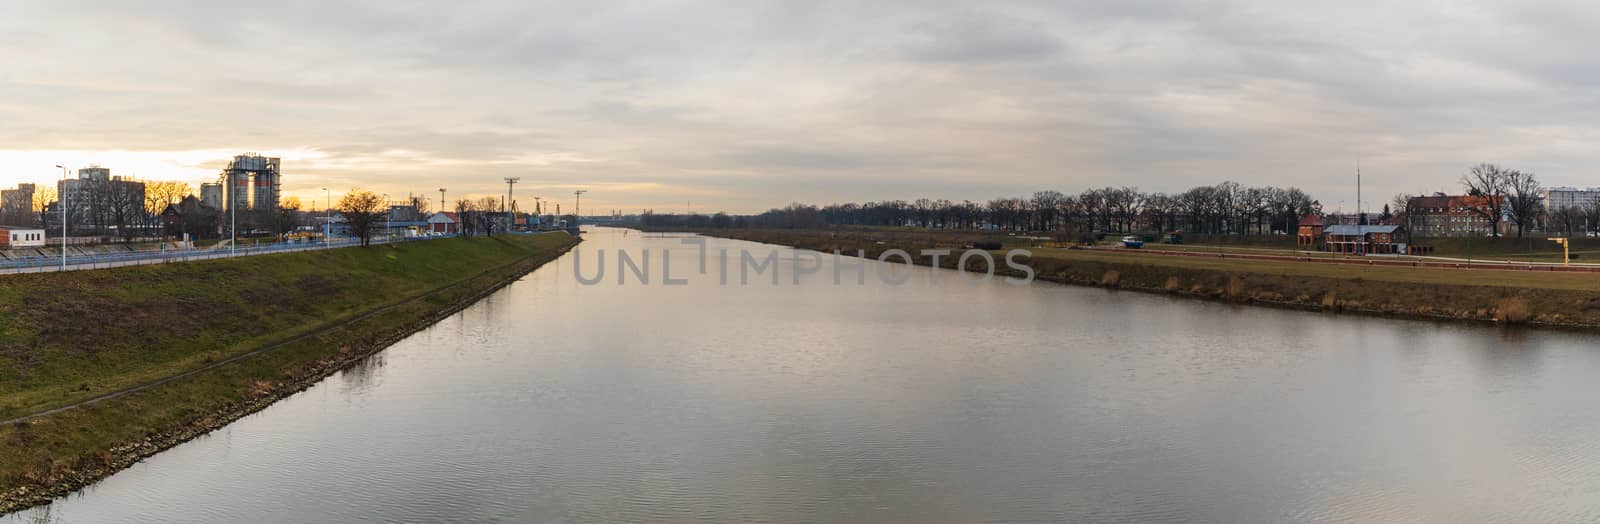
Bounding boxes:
3 0 1600 214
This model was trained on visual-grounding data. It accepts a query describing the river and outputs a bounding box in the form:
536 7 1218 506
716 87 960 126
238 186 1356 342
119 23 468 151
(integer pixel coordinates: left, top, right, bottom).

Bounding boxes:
10 227 1600 522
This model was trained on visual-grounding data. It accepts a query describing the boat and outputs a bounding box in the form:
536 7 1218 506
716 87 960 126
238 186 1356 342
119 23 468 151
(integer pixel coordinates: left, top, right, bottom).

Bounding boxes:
1121 235 1144 248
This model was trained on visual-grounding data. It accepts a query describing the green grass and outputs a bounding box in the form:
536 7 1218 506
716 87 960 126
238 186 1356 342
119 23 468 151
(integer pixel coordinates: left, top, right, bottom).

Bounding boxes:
1031 249 1600 292
0 232 577 510
0 233 573 419
697 228 1600 329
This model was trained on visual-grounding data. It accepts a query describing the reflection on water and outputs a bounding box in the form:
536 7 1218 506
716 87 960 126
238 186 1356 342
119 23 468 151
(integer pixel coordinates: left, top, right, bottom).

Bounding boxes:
11 227 1600 522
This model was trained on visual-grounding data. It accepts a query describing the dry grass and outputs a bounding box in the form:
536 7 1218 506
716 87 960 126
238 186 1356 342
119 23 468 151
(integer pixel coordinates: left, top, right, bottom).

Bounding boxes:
0 232 579 510
692 228 1600 330
1225 276 1245 300
1495 297 1532 324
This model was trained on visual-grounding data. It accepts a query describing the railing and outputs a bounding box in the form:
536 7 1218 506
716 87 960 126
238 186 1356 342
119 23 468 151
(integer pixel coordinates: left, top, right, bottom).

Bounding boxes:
0 234 452 274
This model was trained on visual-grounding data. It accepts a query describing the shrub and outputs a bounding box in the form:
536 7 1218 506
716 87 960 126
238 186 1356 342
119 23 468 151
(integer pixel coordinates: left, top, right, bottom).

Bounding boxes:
1225 276 1245 300
1494 297 1532 324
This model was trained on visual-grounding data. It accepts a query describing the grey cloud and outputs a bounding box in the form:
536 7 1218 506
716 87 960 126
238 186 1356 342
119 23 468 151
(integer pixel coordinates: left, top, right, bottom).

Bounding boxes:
7 1 1600 211
900 11 1064 63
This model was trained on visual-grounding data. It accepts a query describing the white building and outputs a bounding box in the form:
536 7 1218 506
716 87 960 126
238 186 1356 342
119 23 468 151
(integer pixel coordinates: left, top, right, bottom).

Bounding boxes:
0 227 46 248
1543 187 1600 213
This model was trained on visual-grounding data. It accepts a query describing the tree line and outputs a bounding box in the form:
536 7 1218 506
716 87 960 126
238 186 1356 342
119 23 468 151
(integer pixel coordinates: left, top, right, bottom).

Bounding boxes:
1390 163 1573 238
641 182 1321 235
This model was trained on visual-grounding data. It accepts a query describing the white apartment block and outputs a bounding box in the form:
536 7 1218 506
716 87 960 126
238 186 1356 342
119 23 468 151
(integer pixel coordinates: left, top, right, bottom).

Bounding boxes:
1543 187 1600 212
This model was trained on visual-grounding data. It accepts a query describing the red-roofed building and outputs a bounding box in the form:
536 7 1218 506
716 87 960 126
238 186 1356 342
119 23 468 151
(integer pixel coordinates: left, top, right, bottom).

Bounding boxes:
427 212 460 234
1406 194 1509 237
1296 214 1324 249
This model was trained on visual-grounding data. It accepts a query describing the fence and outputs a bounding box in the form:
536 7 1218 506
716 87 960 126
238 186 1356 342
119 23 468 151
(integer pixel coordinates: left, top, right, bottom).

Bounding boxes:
0 234 448 275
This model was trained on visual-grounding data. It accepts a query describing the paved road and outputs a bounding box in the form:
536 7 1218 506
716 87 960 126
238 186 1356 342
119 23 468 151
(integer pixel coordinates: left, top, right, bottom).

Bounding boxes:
0 236 436 275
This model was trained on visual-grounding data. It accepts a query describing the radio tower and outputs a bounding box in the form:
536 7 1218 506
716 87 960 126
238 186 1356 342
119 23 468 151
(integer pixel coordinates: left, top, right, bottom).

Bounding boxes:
1356 160 1363 226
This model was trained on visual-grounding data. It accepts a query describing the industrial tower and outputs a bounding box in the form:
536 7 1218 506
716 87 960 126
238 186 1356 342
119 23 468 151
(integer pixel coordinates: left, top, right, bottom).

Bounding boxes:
218 153 281 213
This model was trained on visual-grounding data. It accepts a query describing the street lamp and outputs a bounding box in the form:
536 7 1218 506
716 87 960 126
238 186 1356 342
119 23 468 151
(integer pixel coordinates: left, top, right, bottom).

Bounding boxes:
382 193 391 242
54 165 67 270
574 189 587 231
322 187 331 246
228 181 238 256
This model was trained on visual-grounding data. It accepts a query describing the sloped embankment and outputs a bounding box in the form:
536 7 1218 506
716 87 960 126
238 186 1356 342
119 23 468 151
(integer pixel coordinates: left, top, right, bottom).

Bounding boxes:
697 228 1600 330
0 233 578 514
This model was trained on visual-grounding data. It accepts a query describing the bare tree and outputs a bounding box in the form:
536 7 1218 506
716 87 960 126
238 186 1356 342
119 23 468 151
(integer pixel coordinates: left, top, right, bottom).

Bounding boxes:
1031 191 1064 231
276 196 304 234
144 181 192 217
1551 206 1583 237
105 180 145 242
26 186 54 228
1503 169 1543 237
1460 163 1509 237
1585 199 1600 237
1106 187 1143 233
455 198 479 237
338 190 385 246
1389 193 1417 239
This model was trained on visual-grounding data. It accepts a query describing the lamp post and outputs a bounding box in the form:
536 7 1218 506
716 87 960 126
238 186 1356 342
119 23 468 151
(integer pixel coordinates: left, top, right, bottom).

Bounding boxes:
322 187 331 246
574 189 587 231
383 193 391 242
54 164 67 270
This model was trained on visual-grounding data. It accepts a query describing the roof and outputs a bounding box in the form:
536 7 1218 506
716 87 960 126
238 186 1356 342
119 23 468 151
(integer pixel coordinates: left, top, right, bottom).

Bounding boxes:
1407 194 1501 209
427 212 459 223
1326 224 1400 236
1298 214 1324 226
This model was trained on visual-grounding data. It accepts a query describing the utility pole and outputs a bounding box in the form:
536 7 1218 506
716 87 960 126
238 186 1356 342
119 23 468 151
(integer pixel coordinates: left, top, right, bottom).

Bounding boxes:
1356 161 1363 255
383 193 391 242
323 187 331 245
574 190 587 229
54 165 67 270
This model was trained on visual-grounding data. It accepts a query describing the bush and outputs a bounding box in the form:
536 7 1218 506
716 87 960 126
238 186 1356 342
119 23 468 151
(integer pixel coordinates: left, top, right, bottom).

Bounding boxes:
1494 297 1531 324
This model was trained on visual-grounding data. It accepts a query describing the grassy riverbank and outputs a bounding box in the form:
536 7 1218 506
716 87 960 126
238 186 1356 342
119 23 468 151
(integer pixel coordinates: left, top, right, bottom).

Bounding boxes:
0 233 577 513
685 228 1600 329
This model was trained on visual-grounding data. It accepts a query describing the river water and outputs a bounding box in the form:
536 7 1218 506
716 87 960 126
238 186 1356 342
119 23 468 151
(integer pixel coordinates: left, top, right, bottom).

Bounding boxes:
10 227 1600 522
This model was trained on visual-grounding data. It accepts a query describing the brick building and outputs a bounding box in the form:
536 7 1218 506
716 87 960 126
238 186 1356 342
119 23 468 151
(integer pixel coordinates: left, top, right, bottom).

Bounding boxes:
1296 214 1324 249
1325 224 1406 254
1405 194 1509 237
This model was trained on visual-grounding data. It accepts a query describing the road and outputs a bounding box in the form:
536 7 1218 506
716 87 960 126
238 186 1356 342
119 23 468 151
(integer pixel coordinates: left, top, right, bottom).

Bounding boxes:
0 235 437 275
1084 245 1600 273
